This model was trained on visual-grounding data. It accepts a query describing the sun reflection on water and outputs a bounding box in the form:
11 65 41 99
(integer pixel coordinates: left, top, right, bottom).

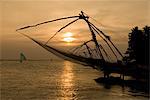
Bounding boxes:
59 61 76 100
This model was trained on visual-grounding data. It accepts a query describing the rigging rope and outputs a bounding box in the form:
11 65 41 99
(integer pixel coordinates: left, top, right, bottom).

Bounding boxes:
90 25 111 61
89 22 123 58
83 17 105 60
90 23 118 60
16 16 79 31
82 12 106 28
45 18 79 45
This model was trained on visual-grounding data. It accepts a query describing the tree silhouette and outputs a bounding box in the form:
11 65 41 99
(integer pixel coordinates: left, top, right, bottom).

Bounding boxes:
125 26 149 65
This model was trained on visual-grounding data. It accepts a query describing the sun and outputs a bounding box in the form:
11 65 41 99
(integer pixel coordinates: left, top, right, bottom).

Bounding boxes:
63 37 75 43
63 32 76 43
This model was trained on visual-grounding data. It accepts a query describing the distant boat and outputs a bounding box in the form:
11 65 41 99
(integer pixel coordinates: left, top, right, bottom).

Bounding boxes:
20 53 27 63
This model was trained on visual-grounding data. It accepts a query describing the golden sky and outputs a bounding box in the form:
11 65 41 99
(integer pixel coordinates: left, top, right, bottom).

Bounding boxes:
0 0 149 59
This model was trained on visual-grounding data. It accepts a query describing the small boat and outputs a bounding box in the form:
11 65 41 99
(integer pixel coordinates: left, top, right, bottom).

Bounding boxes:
20 53 27 63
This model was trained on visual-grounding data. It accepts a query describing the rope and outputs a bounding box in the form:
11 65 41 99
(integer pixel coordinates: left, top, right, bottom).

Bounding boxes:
45 18 79 44
89 22 124 58
90 23 118 61
90 25 112 61
16 16 79 31
82 12 106 28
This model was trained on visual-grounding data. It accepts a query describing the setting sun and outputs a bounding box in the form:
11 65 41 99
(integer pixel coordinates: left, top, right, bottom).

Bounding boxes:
63 37 75 43
63 32 76 43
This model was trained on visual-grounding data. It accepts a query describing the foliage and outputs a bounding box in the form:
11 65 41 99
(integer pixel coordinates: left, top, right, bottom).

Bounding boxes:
125 26 149 65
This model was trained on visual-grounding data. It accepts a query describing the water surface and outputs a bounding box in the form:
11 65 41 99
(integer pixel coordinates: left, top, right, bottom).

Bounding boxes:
0 60 148 100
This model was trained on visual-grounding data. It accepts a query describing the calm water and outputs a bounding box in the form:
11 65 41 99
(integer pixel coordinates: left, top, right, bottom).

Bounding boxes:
0 60 149 100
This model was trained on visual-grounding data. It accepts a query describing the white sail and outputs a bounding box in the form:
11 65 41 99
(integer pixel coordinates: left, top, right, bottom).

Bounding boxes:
20 53 26 63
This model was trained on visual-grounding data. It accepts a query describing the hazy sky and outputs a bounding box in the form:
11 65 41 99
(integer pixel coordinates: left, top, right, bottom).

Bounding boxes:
0 0 149 60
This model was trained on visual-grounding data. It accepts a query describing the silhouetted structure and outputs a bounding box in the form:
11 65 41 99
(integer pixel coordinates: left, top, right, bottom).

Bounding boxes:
16 11 149 80
125 26 150 65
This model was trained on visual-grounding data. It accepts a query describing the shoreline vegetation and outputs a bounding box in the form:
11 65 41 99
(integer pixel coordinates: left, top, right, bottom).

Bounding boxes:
123 26 149 66
122 26 149 81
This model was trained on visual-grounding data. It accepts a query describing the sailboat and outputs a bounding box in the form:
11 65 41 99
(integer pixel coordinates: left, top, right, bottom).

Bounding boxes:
16 11 145 79
20 53 27 63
